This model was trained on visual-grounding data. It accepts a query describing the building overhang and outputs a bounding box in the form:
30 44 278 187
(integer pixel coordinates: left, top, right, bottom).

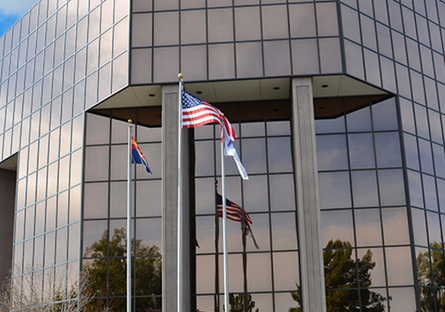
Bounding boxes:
92 75 391 110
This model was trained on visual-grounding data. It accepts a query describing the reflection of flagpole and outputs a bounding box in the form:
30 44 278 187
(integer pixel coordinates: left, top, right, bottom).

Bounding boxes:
177 73 184 312
221 113 229 312
127 119 133 312
214 180 220 312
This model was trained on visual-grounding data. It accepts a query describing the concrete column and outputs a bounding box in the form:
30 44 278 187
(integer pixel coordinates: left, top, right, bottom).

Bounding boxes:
0 168 16 287
162 84 190 312
291 77 326 312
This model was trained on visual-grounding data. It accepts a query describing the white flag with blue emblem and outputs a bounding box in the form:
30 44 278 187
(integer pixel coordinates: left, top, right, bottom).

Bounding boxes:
222 119 248 180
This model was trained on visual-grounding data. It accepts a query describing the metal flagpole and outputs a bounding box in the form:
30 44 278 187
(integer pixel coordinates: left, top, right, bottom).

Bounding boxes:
177 73 184 312
214 180 220 312
127 119 133 312
221 113 229 312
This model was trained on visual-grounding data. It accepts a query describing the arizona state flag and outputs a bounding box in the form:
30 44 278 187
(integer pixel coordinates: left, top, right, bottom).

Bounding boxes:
131 135 152 174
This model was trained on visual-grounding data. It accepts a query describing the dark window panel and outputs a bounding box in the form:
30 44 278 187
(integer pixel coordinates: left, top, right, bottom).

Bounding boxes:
342 5 361 43
56 227 67 264
35 201 46 236
241 138 267 174
180 45 206 82
44 231 56 267
364 49 381 87
348 133 375 169
351 170 379 207
263 40 291 77
375 132 402 168
406 38 421 72
385 247 414 286
208 43 235 80
195 255 216 293
135 218 162 252
361 14 377 51
194 178 216 215
267 137 293 172
316 135 348 170
181 10 206 44
289 4 316 38
357 248 386 287
88 7 101 42
246 253 272 291
427 211 441 244
110 144 127 180
418 138 434 175
424 77 439 111
355 209 382 246
319 172 352 209
381 207 410 245
400 98 415 134
378 169 406 206
101 0 114 33
412 208 428 246
136 180 162 217
69 185 81 223
98 63 112 101
380 56 397 93
317 2 339 37
68 223 80 261
271 212 298 250
83 220 108 257
132 13 152 48
344 40 364 80
423 174 438 211
411 70 426 105
291 39 320 75
372 98 398 131
153 12 178 46
85 72 98 110
402 7 417 40
236 42 263 79
433 144 445 179
84 182 109 218
321 209 354 247
395 64 411 100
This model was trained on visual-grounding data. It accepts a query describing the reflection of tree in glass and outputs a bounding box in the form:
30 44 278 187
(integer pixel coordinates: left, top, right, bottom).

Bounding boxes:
289 240 388 312
227 293 259 312
82 227 162 312
417 242 445 312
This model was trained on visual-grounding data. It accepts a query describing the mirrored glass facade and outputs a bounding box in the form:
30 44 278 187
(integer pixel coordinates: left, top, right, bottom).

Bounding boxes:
83 109 162 310
190 101 300 312
0 0 445 311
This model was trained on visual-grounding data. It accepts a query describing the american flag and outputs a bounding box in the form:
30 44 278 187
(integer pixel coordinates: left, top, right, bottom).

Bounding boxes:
182 90 236 141
216 193 258 249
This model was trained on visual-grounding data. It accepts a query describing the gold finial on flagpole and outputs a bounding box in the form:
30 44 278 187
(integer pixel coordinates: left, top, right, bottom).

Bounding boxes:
178 73 184 79
128 119 132 124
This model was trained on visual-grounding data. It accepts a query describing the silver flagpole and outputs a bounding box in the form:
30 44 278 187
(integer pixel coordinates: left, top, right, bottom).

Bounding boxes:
177 73 184 312
127 119 133 312
221 113 229 312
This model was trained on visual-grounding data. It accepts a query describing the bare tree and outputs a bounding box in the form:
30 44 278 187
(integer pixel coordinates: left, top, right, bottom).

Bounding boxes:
0 265 98 312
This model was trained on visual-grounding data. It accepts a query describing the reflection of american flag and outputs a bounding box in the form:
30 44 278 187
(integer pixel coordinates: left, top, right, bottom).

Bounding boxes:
216 193 259 249
182 90 236 141
216 193 252 228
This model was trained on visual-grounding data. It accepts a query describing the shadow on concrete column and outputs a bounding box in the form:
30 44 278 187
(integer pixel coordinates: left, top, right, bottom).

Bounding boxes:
0 168 16 287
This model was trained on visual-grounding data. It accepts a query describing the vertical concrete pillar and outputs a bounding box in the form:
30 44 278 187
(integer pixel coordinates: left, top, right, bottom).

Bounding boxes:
291 77 326 312
162 84 190 312
0 168 16 287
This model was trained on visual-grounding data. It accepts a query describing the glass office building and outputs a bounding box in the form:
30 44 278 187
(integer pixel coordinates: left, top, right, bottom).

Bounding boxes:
0 0 444 311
